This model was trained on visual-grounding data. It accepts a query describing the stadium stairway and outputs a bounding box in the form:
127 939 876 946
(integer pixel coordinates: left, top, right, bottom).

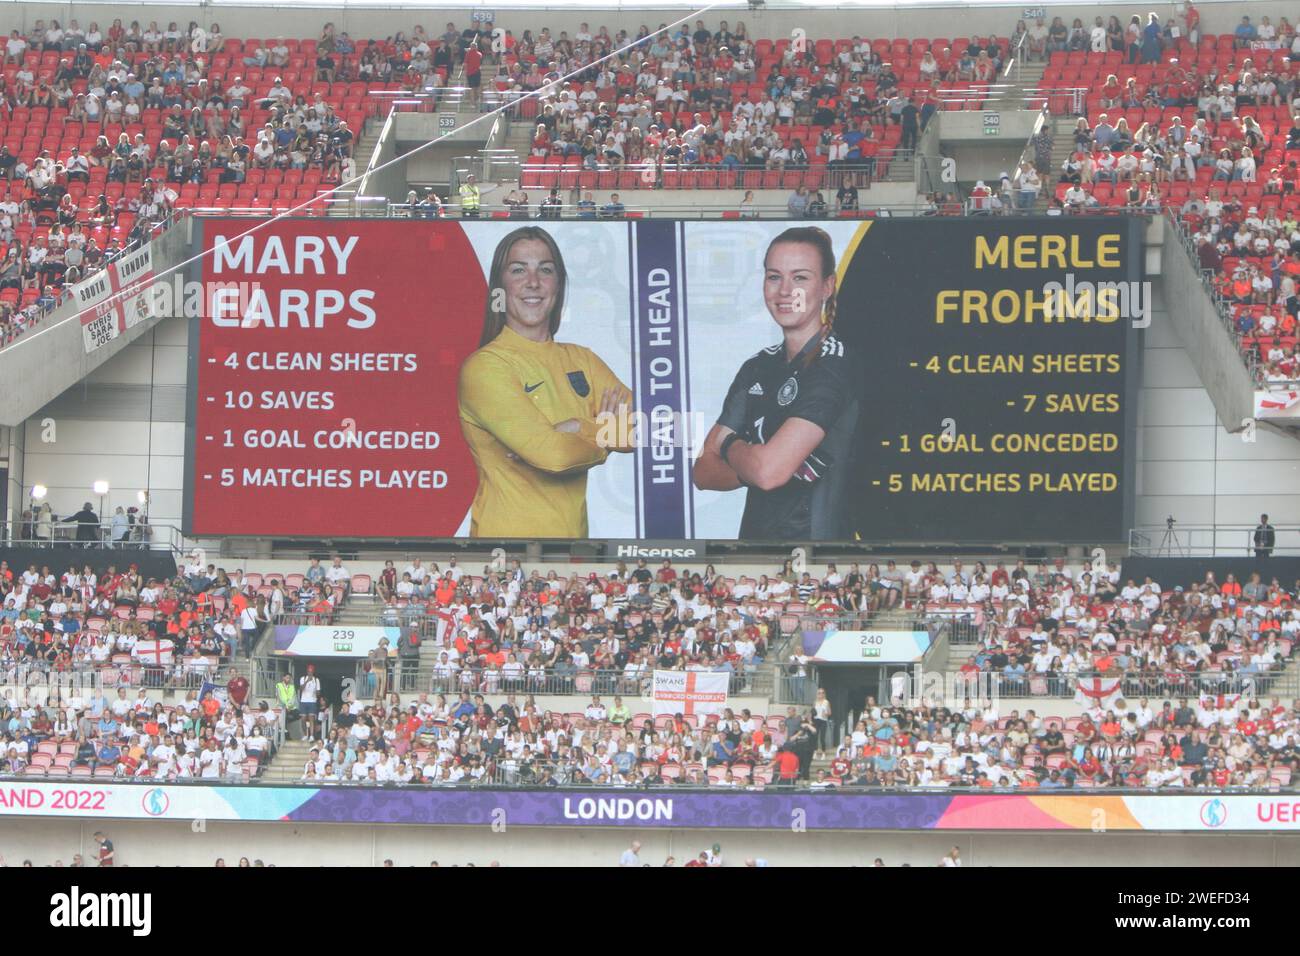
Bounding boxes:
329 120 384 216
983 56 1047 113
262 738 316 783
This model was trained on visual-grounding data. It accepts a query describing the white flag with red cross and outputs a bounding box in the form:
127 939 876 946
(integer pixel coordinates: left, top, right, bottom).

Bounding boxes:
652 670 728 718
1074 676 1124 710
132 639 174 666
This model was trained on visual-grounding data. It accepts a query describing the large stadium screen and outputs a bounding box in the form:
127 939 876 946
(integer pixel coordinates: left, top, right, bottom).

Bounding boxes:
184 217 1140 542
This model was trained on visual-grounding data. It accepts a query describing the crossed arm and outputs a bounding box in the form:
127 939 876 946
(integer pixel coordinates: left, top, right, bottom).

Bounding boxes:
459 352 635 475
692 418 827 492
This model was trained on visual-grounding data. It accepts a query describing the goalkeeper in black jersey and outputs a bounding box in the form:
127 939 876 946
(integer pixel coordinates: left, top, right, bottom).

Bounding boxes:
693 227 860 541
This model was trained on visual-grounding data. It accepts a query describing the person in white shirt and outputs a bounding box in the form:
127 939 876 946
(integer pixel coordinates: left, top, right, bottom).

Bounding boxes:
198 740 223 778
5 31 26 61
298 666 322 740
325 558 350 587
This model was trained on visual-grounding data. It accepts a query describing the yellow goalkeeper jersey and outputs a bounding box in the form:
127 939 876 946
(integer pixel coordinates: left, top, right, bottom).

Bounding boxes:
458 325 632 538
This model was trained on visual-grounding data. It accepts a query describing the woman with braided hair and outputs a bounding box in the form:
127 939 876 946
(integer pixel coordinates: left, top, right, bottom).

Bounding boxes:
693 226 860 540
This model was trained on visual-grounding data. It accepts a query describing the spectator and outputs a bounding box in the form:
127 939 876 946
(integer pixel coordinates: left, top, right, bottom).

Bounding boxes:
599 192 625 218
786 184 809 218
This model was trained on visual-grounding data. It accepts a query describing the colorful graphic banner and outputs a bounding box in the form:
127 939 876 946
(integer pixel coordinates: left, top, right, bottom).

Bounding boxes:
0 784 1294 832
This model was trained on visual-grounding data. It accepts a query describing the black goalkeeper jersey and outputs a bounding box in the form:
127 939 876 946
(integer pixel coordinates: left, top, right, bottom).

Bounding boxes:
716 332 860 540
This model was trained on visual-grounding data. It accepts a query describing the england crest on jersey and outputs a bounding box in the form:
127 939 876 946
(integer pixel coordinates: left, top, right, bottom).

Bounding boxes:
567 370 590 397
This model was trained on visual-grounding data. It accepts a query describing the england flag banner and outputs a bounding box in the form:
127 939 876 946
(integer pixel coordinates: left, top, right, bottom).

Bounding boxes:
132 638 174 666
1074 676 1124 710
652 670 728 718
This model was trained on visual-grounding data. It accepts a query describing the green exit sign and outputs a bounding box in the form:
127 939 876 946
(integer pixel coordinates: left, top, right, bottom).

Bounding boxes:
861 647 881 658
983 127 1001 136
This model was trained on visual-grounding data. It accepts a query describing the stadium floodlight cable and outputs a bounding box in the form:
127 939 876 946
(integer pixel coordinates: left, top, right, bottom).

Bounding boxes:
75 1 725 325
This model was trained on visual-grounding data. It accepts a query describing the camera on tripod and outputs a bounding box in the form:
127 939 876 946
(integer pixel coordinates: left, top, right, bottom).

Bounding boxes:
1158 515 1182 556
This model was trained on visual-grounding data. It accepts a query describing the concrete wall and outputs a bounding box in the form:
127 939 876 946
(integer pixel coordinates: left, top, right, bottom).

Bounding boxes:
1159 223 1257 434
357 111 405 204
7 817 1300 867
941 110 1040 187
19 313 190 537
1137 268 1300 530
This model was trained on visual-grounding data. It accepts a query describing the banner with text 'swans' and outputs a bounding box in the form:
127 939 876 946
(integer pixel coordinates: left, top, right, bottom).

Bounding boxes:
185 217 1139 542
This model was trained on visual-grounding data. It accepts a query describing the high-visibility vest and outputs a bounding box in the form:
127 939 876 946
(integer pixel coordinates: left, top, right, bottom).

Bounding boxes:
276 680 297 709
459 183 480 210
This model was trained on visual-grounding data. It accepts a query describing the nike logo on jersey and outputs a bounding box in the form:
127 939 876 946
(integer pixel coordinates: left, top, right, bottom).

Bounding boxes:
524 381 544 393
748 383 764 395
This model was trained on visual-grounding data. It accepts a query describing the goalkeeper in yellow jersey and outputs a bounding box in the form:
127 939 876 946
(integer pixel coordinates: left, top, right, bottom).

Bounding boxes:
458 226 634 538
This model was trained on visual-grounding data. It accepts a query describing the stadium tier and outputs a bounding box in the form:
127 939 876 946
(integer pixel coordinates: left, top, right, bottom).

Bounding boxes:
4 555 1298 792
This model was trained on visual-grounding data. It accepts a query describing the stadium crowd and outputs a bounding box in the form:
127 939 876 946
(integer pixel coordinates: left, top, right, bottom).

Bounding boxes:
1 547 1298 790
0 674 282 781
280 553 1298 791
824 693 1300 789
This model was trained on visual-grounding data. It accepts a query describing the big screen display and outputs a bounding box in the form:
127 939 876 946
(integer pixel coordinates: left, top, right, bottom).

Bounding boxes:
184 217 1140 542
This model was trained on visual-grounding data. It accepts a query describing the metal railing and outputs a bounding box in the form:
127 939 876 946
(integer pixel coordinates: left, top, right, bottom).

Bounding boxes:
0 657 238 696
376 199 933 219
330 198 1156 221
350 663 771 700
2 520 187 554
1128 522 1300 557
961 668 1299 700
1024 86 1089 116
932 614 986 646
511 157 909 188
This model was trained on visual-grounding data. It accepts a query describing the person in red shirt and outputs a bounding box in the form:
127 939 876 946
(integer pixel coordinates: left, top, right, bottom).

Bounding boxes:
464 40 483 106
227 670 249 706
684 852 709 867
434 578 456 605
772 747 800 784
93 832 114 867
829 751 851 779
1184 3 1200 43
200 690 220 720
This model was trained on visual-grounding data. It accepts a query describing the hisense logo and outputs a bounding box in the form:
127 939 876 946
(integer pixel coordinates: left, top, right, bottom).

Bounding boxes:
615 546 698 558
49 888 152 936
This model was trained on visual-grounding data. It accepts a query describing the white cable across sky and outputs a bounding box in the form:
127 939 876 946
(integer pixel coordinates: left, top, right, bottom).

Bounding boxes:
79 0 725 323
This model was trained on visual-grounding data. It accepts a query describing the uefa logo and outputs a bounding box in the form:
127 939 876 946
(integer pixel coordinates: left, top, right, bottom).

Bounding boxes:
141 788 170 817
1199 798 1227 828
